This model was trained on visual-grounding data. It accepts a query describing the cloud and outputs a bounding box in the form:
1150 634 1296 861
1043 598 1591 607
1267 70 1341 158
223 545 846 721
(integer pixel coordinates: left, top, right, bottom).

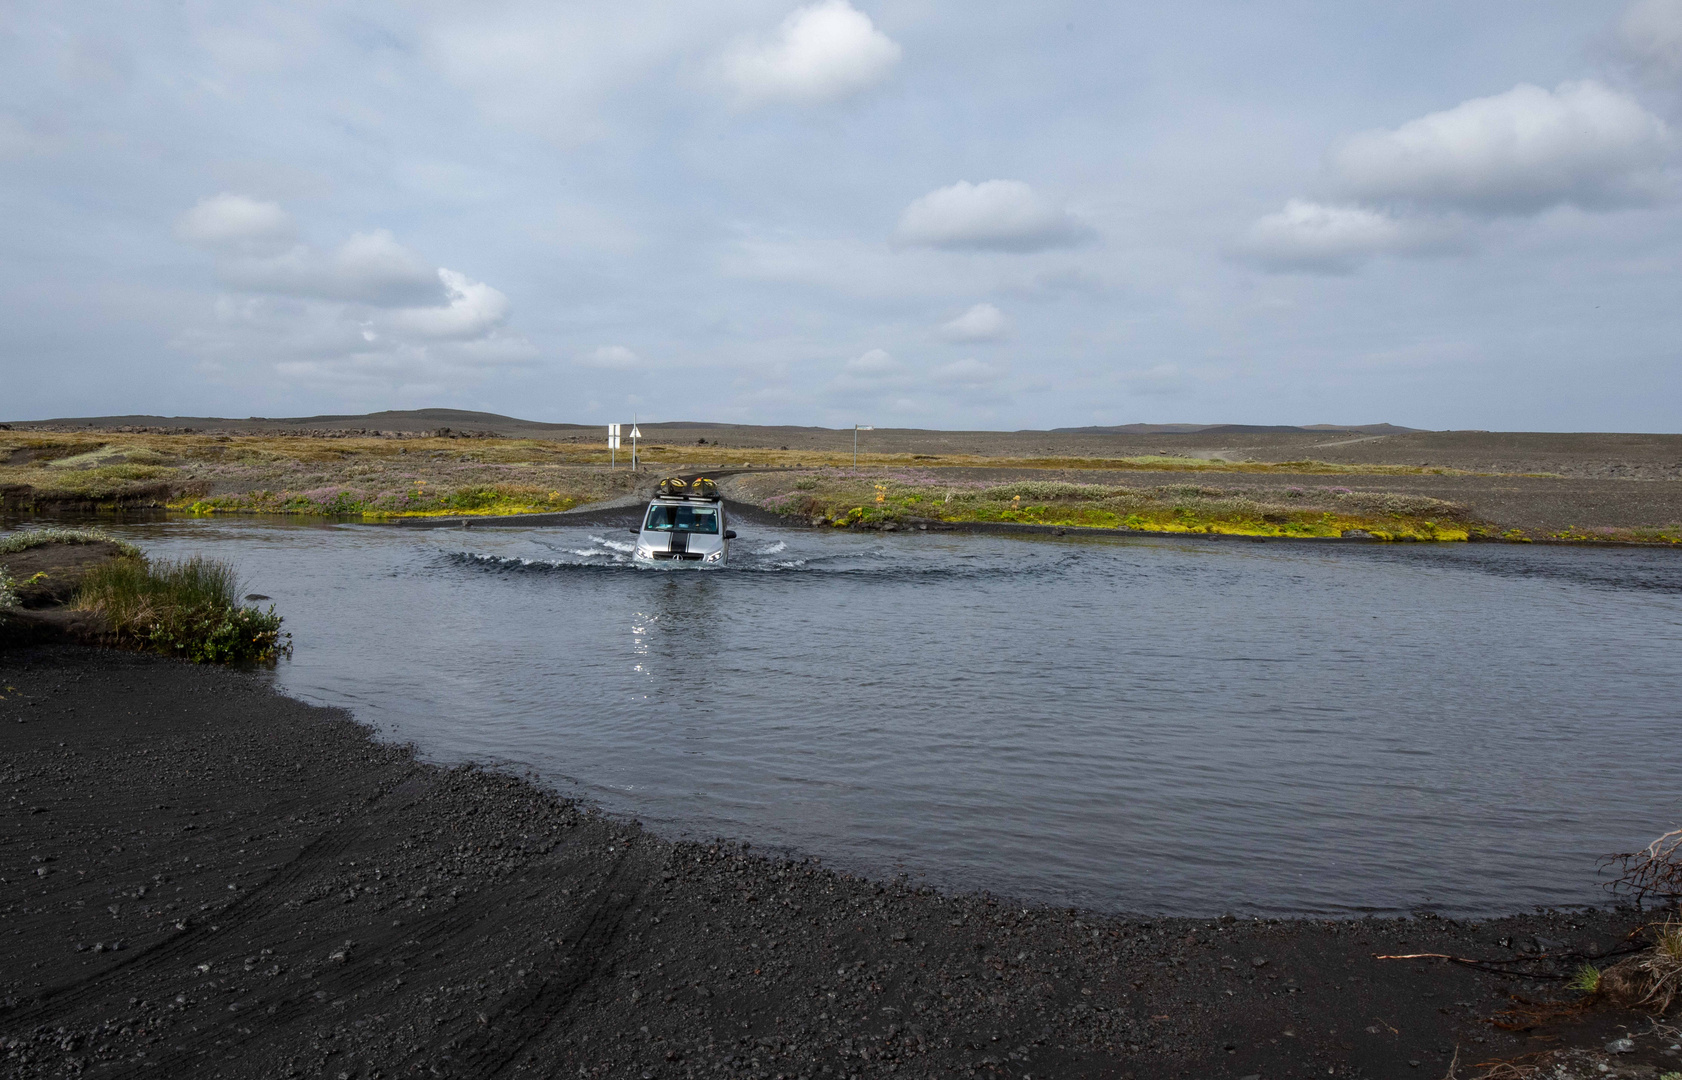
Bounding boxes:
384 270 511 339
1238 200 1440 274
831 347 909 391
175 193 296 255
930 357 1003 390
724 0 900 106
939 302 1009 342
191 224 449 308
895 180 1091 252
423 2 705 144
1618 0 1682 83
583 344 640 368
176 197 526 387
1330 80 1673 215
178 293 534 397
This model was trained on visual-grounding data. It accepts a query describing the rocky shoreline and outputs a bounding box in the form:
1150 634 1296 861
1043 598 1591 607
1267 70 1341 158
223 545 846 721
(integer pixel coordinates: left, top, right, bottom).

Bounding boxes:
2 646 1677 1079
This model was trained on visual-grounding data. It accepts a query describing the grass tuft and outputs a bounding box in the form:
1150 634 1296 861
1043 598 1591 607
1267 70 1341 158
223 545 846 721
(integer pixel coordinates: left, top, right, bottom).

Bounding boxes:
75 555 290 663
1565 963 1601 995
0 526 142 557
0 565 16 611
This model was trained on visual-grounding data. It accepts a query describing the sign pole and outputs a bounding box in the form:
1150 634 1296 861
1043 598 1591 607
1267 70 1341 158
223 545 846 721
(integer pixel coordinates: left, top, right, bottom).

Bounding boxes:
853 424 873 467
630 420 642 472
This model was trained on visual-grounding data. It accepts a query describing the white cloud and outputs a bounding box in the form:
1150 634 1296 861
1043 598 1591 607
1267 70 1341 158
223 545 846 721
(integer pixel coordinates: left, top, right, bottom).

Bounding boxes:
1330 80 1673 215
583 344 640 368
175 193 296 254
832 346 909 391
176 198 526 387
384 270 511 339
178 293 535 396
1239 200 1432 273
1618 0 1682 82
724 0 900 106
213 228 448 307
895 180 1091 252
939 302 1009 342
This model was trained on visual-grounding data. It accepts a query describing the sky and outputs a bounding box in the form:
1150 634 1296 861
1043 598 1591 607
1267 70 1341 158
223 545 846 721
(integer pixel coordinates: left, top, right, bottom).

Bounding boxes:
3 1 1681 431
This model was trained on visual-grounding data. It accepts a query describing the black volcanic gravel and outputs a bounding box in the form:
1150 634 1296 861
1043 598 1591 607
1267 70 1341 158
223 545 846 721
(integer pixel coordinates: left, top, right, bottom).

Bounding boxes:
1 646 1675 1079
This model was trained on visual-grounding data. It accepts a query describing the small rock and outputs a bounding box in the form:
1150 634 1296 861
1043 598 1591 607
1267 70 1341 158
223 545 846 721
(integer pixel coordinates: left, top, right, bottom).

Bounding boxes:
1250 956 1268 968
1605 1037 1635 1053
890 928 909 941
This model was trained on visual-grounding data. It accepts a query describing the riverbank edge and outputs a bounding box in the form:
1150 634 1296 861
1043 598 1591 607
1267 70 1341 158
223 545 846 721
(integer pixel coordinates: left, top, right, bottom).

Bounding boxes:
3 645 1676 1079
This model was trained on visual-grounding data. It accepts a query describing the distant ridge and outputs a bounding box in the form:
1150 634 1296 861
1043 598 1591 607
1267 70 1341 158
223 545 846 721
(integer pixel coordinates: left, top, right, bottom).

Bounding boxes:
8 409 1421 439
1052 422 1418 436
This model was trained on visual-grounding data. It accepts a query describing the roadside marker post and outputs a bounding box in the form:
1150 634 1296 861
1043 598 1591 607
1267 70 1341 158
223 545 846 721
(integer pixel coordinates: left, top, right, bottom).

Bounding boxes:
608 423 620 469
854 424 873 468
630 424 641 472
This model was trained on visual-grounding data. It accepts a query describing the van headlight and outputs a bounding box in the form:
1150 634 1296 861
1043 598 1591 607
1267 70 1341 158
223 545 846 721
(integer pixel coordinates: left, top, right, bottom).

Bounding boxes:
705 549 723 562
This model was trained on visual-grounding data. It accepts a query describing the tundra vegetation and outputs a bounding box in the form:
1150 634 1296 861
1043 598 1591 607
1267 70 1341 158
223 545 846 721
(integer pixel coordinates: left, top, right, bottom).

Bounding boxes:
3 431 1462 518
731 470 1484 541
73 554 289 663
4 430 1677 541
0 432 641 517
0 526 287 662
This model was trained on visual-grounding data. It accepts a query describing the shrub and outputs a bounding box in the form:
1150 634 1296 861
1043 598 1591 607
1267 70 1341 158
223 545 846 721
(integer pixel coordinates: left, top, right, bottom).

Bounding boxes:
75 555 290 663
0 565 16 611
1605 826 1682 904
1598 920 1682 1013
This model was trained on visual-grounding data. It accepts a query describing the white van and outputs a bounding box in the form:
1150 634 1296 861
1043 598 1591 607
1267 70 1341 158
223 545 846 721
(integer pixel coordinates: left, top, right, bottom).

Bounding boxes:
632 478 735 565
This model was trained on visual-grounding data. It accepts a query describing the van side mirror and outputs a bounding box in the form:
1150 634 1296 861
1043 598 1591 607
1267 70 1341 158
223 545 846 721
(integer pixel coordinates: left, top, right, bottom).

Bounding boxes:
725 530 737 539
629 528 640 534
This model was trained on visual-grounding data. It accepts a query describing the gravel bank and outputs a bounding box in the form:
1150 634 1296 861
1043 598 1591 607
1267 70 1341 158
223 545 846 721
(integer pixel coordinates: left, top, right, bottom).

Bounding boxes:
1 647 1674 1079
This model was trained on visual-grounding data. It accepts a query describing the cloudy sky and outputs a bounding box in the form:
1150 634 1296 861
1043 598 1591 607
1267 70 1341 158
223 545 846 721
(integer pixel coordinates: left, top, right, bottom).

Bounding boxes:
4 1 1681 431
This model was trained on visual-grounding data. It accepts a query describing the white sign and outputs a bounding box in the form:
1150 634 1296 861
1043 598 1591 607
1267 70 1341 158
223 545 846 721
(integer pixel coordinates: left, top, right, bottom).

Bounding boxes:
608 423 620 436
629 425 641 439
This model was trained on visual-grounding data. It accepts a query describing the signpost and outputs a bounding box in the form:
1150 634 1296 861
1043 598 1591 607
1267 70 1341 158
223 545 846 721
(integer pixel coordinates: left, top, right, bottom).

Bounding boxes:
608 423 620 469
854 424 873 467
629 423 641 472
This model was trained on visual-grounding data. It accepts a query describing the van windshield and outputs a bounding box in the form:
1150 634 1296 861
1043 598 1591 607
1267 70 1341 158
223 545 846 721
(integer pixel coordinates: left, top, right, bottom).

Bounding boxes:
644 504 720 534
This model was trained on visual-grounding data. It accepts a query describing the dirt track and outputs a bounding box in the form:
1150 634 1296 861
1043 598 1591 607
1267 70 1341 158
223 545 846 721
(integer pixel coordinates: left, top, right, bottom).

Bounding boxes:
3 647 1677 1079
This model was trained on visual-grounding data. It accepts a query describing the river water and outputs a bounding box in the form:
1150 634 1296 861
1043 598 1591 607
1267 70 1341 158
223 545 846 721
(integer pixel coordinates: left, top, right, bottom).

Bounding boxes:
39 517 1682 916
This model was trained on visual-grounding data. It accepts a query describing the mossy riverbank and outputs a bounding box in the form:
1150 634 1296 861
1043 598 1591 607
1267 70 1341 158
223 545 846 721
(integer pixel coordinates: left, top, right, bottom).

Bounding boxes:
1 431 639 518
0 528 286 662
728 471 1489 542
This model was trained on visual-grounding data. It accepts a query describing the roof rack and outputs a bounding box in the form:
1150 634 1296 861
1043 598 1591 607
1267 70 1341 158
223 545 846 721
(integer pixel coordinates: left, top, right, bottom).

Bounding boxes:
656 477 720 500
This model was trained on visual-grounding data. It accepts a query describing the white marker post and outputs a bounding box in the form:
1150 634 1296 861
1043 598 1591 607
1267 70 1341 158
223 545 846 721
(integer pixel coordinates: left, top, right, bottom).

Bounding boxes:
629 423 642 472
608 423 620 469
854 424 873 467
